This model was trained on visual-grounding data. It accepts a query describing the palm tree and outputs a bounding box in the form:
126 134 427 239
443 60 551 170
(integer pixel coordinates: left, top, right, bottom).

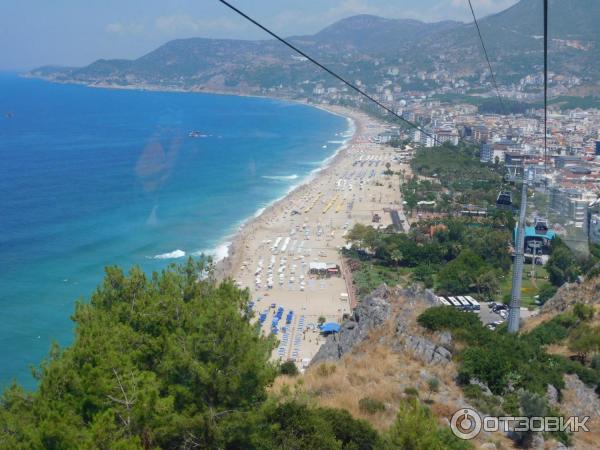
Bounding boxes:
390 249 403 266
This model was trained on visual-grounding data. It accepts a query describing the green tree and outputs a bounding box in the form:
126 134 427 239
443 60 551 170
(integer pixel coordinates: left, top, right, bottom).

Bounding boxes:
413 264 435 288
404 195 417 215
389 249 403 266
546 243 580 286
475 270 500 301
222 401 381 450
437 250 487 294
0 259 277 449
346 224 378 252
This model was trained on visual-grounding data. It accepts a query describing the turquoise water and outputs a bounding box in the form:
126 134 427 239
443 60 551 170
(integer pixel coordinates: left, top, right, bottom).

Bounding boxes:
0 74 349 389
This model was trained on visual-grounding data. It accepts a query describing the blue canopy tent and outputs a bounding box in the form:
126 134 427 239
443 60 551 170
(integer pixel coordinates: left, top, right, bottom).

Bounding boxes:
320 322 341 334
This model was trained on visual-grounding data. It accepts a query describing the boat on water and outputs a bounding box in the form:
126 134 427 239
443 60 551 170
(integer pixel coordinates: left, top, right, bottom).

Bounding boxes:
188 130 208 138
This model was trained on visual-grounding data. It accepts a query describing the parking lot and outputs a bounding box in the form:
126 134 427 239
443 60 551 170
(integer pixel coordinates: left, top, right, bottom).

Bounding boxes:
478 302 538 329
436 296 539 330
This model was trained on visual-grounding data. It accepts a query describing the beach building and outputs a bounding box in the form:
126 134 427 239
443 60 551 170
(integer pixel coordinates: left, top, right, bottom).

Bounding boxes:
309 262 340 277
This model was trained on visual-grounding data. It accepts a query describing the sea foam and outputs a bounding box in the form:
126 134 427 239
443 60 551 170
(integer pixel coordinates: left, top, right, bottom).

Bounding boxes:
152 249 186 259
192 242 230 262
262 174 299 181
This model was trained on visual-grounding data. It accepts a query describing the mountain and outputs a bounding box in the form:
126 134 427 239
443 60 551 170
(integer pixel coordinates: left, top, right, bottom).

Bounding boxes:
29 0 600 96
293 15 461 55
413 0 600 78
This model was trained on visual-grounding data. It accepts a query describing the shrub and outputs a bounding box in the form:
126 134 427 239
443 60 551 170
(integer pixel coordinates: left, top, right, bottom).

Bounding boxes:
280 360 299 376
358 397 386 414
316 363 336 377
523 313 578 346
502 392 520 416
404 386 419 397
233 401 354 449
427 377 440 397
573 302 594 321
383 398 473 450
413 264 436 288
537 284 558 305
417 306 480 332
316 407 381 449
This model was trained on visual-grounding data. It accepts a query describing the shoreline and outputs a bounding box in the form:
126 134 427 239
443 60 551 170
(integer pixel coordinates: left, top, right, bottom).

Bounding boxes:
22 73 328 112
22 76 361 281
213 109 360 281
25 76 360 279
223 106 402 365
23 76 404 366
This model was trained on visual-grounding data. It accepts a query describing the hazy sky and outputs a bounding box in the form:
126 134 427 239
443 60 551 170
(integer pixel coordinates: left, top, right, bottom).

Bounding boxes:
0 0 518 70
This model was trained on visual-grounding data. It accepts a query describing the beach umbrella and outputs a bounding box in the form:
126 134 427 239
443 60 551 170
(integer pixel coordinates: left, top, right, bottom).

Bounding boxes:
319 322 341 333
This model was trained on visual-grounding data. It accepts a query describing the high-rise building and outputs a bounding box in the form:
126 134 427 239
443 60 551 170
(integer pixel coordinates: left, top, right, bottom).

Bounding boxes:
589 213 600 245
480 143 493 163
595 140 600 156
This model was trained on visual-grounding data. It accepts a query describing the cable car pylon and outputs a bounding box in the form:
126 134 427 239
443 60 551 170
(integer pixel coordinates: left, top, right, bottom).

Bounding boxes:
507 180 528 333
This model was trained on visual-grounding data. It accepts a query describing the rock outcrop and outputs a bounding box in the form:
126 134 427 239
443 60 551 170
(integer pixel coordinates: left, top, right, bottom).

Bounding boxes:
311 285 392 363
397 334 453 365
394 314 453 366
311 283 452 366
562 373 600 418
541 276 600 314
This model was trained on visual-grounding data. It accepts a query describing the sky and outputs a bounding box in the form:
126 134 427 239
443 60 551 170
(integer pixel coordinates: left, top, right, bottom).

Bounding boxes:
0 0 519 70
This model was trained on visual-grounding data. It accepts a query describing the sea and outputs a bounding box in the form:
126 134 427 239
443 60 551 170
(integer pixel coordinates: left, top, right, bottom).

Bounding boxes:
0 73 351 389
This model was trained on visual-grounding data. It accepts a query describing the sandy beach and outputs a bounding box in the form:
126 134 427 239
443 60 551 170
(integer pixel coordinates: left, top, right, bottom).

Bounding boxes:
215 104 409 368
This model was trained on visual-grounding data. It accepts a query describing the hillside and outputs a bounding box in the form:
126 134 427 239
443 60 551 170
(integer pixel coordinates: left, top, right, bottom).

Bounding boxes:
412 0 600 84
28 0 600 97
0 260 475 449
274 277 600 449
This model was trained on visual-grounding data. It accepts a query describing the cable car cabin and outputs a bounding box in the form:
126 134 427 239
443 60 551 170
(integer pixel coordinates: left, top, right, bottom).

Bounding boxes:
534 217 549 235
496 191 512 209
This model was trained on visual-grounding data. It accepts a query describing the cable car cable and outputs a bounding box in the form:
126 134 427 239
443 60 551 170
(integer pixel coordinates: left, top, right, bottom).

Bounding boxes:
217 0 442 145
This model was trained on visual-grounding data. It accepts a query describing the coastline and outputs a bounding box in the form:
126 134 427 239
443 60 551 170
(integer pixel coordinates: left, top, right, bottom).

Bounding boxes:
22 73 324 110
222 105 403 365
21 77 360 280
213 108 359 281
23 75 406 366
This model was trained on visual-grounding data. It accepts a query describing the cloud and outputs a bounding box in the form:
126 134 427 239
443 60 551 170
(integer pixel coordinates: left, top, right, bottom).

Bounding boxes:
105 22 144 35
